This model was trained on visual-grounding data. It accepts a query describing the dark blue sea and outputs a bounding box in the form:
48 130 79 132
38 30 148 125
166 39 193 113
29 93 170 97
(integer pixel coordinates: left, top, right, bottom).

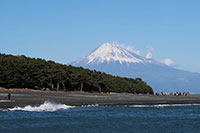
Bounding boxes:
0 101 200 133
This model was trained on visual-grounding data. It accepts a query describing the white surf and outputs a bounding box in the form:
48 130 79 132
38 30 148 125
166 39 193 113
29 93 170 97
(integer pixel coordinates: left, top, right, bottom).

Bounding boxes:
8 101 74 112
130 104 200 108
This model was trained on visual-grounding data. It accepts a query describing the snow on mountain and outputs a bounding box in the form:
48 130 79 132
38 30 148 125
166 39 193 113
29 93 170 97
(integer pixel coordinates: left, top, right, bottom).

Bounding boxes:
71 43 200 93
87 43 144 64
73 42 161 65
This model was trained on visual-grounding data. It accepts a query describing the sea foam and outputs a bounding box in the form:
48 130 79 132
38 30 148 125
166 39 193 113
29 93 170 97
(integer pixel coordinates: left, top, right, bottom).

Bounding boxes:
130 104 200 108
8 101 74 112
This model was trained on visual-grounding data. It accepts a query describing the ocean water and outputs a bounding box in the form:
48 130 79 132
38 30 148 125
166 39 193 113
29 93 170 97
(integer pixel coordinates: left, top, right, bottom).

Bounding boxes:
0 102 200 133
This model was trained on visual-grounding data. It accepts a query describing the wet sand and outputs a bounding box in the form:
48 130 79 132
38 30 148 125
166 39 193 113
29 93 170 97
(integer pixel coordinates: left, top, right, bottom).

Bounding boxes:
1 89 200 108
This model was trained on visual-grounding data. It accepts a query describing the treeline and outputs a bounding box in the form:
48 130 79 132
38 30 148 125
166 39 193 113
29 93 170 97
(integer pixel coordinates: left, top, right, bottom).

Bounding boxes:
0 54 154 94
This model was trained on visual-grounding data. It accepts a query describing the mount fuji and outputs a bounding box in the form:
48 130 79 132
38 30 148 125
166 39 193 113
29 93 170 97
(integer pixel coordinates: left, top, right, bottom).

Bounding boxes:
71 43 200 93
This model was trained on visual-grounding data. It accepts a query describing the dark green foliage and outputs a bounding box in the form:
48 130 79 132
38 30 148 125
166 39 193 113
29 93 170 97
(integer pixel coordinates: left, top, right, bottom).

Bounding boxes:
0 54 154 94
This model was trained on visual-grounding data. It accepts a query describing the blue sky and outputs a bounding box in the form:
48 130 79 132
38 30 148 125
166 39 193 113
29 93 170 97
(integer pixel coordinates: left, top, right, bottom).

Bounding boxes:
1 0 200 73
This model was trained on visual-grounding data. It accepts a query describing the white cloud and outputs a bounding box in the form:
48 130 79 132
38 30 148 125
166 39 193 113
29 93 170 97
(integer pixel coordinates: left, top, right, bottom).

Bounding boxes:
145 46 154 59
164 58 176 66
120 44 141 55
134 50 141 55
146 52 152 59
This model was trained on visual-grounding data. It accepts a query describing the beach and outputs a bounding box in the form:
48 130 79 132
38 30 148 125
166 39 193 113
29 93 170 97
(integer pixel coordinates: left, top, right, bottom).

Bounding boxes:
1 88 200 108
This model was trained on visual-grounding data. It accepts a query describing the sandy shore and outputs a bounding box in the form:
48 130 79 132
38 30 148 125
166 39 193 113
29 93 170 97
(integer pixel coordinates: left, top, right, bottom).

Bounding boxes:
1 88 200 108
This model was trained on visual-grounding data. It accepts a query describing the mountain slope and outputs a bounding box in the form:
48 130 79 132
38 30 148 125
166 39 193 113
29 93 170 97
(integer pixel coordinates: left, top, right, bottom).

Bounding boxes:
72 43 200 93
73 43 161 65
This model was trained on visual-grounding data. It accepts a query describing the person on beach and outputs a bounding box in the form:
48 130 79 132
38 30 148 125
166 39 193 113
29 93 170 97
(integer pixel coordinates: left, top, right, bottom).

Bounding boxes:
8 93 11 100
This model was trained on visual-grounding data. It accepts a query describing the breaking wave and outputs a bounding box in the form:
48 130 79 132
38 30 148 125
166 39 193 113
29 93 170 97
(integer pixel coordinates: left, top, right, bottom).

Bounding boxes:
3 102 200 112
130 104 200 108
81 104 99 107
8 101 74 112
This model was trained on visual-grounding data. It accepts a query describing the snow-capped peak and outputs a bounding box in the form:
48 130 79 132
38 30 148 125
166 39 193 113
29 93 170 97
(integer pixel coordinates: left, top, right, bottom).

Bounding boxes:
72 42 166 66
86 42 145 64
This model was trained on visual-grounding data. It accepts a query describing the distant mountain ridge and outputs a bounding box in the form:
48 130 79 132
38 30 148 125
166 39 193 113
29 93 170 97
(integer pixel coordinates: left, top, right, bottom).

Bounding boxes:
72 43 200 93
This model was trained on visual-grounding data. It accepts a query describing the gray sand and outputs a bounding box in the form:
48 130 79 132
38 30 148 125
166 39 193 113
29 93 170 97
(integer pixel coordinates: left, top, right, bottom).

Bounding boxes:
1 89 200 108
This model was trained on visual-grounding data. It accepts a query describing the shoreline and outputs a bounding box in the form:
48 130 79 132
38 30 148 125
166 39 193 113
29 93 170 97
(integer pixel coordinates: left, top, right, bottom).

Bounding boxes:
1 88 200 108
